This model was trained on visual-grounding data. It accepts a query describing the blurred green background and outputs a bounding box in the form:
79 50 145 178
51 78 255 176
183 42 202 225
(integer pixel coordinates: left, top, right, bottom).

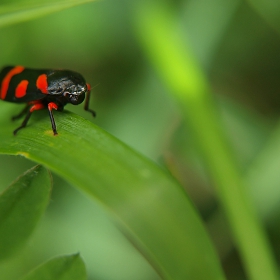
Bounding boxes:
1 0 280 279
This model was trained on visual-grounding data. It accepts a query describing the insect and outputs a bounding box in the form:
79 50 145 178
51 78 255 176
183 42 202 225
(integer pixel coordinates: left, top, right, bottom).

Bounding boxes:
0 66 96 135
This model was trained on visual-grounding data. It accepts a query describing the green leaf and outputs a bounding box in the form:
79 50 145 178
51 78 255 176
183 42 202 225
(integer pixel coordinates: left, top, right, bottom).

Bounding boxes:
0 0 96 29
0 164 52 260
0 103 225 280
21 253 87 280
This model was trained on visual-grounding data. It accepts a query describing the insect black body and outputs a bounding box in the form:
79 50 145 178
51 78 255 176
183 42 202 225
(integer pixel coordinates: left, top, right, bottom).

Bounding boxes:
0 66 95 135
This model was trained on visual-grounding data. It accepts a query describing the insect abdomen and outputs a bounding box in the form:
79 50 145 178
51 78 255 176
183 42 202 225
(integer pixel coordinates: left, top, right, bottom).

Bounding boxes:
0 66 49 103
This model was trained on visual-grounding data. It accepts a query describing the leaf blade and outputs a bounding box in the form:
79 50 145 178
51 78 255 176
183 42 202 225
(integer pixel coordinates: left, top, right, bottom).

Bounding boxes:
0 165 52 260
0 106 225 280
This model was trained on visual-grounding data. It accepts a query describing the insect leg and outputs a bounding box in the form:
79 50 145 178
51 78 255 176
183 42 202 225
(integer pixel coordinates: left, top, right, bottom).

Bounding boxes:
47 102 58 135
13 103 45 135
84 83 96 117
12 104 29 121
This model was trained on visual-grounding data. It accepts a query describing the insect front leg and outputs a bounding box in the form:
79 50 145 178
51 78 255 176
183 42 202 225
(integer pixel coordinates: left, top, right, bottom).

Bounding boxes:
84 83 96 117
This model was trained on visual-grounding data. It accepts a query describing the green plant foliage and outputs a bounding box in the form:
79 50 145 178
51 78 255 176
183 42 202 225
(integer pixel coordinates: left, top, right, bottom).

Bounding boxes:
0 165 51 260
247 121 280 219
1 0 280 279
21 254 87 280
0 105 225 280
247 0 280 32
133 2 279 280
0 0 96 29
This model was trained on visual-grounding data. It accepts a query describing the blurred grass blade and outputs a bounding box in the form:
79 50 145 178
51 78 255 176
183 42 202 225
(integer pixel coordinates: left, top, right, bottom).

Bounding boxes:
21 253 87 280
183 0 241 67
132 1 279 280
246 0 280 33
0 104 225 280
0 0 96 29
246 120 280 219
0 165 51 260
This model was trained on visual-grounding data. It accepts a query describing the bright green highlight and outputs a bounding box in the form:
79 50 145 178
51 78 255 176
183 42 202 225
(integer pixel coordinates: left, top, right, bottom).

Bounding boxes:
134 3 208 101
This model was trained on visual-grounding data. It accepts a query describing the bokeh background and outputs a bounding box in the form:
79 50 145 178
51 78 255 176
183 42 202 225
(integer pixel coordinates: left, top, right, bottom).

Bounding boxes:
1 0 280 279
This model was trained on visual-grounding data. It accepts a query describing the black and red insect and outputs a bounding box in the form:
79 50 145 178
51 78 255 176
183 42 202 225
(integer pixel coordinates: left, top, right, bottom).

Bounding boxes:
0 66 95 135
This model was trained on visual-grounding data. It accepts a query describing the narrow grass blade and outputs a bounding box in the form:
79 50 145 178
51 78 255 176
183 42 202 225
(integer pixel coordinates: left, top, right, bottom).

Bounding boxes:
132 2 279 280
0 0 96 29
246 0 280 33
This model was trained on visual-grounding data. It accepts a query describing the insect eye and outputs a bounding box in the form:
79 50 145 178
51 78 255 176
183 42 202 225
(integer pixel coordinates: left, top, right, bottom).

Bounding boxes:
65 93 83 105
68 94 74 101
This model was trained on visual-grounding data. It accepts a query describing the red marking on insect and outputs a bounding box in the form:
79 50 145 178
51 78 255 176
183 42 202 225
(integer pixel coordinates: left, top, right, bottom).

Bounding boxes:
1 66 25 100
36 74 48 94
15 80 29 98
